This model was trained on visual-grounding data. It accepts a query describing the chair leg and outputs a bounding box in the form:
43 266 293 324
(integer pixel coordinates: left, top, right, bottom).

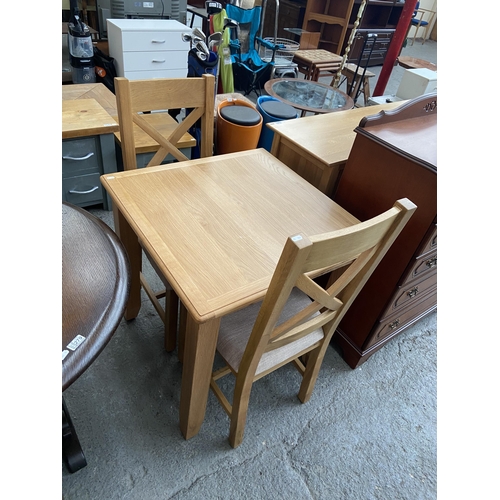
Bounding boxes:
228 376 254 448
164 290 179 352
297 345 328 404
363 77 371 106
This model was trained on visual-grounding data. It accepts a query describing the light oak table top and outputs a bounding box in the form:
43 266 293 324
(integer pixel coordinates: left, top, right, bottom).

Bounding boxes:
268 101 408 169
62 83 195 152
62 99 119 139
101 148 359 439
62 83 118 117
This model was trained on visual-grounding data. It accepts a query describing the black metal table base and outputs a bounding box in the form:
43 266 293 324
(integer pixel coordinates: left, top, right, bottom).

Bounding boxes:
62 398 87 473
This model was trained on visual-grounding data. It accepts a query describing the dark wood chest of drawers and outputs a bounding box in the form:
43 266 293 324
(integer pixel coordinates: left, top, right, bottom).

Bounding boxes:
332 94 437 368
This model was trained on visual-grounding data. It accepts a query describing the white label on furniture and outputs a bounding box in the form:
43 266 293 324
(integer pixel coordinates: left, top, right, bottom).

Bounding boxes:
67 334 86 351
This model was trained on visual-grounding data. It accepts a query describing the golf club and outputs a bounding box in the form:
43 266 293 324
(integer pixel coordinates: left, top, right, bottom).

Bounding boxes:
195 40 210 60
192 27 206 42
208 31 223 51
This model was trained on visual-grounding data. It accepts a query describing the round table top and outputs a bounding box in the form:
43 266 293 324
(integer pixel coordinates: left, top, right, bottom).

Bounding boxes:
62 202 130 391
264 78 354 115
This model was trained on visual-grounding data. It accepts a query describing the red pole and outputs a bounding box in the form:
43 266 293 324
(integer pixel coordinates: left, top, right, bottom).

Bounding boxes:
372 0 418 96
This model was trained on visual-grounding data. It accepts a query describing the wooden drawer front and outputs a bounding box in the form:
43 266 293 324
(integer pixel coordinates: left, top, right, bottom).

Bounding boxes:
365 291 437 350
417 224 437 258
404 251 437 284
62 173 104 207
120 31 187 52
62 138 100 177
122 51 188 72
124 68 189 80
385 273 437 316
349 32 392 65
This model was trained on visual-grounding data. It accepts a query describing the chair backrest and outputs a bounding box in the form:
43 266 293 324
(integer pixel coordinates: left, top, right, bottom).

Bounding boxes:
114 74 215 170
226 2 263 55
239 198 416 379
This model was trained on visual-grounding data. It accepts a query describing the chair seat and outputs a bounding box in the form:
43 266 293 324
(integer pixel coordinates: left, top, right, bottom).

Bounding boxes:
411 19 428 26
217 288 324 376
220 105 262 126
260 100 297 120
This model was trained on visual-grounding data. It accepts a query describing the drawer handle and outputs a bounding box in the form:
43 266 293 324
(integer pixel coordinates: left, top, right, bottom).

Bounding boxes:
425 257 437 269
407 286 419 298
151 39 166 43
388 319 400 330
63 152 94 161
69 186 99 195
152 59 166 63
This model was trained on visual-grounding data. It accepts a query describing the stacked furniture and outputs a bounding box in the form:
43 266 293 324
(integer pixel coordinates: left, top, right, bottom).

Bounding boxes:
107 19 190 80
301 0 404 64
332 93 437 368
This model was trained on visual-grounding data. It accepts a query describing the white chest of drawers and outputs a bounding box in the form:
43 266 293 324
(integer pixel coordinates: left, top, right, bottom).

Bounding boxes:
107 19 190 80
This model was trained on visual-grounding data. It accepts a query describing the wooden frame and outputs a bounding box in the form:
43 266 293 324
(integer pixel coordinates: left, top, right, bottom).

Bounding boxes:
115 74 215 170
210 198 416 447
114 74 215 351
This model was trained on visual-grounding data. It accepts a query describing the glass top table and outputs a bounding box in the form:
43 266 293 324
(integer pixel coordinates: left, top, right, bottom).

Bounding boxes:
264 78 354 117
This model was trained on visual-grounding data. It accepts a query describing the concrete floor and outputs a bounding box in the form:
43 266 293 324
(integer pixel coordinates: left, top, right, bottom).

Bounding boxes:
62 38 437 500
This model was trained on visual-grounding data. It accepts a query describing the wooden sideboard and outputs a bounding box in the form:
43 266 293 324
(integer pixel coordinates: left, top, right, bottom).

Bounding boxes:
332 93 437 368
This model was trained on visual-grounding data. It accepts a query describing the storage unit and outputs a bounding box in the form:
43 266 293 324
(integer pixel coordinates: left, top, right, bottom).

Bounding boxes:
396 68 437 100
62 136 117 209
301 0 355 55
332 93 437 368
62 98 119 210
107 19 190 80
367 67 437 105
262 0 307 40
301 0 403 62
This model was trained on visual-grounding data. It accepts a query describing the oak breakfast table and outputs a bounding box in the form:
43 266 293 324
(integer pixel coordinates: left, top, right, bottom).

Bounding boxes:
100 148 359 440
267 100 408 198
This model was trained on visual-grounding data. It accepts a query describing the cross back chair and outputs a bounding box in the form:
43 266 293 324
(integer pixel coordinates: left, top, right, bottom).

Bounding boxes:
114 73 215 170
114 74 215 351
210 198 416 447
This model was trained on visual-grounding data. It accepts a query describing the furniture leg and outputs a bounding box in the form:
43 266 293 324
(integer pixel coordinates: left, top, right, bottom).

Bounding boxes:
179 315 220 440
112 204 142 320
164 290 179 352
62 398 87 473
178 303 188 363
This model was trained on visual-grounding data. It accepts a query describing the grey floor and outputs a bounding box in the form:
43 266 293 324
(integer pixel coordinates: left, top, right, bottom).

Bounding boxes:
62 38 438 499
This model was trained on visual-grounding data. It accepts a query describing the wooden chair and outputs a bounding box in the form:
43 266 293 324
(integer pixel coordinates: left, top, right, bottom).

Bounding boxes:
210 198 416 447
114 74 215 351
114 74 215 170
409 1 436 46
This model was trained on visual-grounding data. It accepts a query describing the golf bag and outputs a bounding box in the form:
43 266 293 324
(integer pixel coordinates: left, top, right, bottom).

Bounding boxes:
186 48 218 159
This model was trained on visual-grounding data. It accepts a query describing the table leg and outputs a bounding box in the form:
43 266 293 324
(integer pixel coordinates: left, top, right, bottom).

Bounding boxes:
179 314 220 440
112 204 142 320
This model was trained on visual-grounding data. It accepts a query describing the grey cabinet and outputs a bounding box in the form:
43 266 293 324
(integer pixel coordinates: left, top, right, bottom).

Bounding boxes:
62 134 117 210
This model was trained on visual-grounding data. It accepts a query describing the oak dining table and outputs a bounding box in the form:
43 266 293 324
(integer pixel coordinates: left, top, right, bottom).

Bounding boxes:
100 148 359 440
